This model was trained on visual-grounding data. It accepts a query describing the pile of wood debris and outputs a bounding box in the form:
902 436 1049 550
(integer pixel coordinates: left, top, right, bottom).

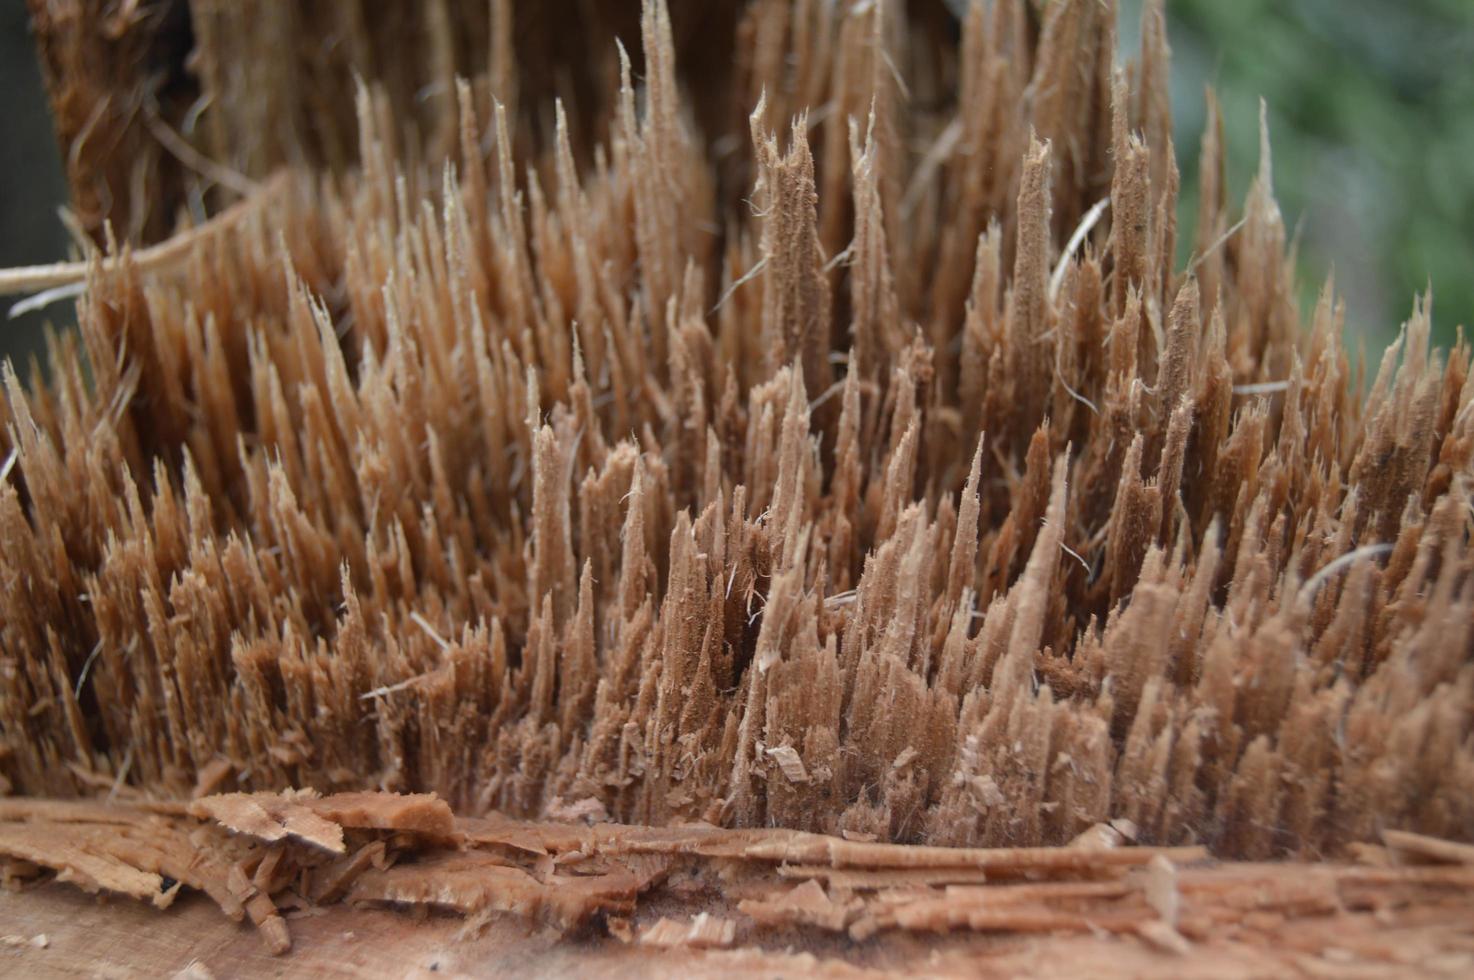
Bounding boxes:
2 0 1472 972
3 788 1472 974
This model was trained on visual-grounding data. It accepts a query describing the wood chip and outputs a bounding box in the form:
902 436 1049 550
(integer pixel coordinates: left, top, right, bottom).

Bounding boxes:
1381 830 1474 867
189 794 346 854
640 914 737 949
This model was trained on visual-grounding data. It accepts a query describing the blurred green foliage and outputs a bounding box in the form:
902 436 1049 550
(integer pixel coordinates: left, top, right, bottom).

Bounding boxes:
1125 0 1474 350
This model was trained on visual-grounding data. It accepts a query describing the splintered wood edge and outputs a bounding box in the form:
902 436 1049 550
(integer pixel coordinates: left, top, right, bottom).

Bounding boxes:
2 874 1471 979
2 792 1473 977
0 171 288 297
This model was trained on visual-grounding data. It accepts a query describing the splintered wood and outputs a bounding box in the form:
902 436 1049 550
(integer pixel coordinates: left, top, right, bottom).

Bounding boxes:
3 0 1474 972
2 789 1472 972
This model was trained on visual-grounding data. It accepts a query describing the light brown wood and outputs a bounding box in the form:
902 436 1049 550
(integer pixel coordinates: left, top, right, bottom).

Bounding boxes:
7 4 1472 978
4 876 1473 979
4 793 1474 977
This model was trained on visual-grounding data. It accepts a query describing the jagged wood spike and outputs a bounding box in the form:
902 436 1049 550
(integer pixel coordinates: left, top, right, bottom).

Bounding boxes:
1 3 1472 971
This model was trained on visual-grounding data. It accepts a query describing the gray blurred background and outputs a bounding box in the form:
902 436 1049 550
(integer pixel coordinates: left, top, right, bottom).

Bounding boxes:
1 1 71 372
2 1 1470 370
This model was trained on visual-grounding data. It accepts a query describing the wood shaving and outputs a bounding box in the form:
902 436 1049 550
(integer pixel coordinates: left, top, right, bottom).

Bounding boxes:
639 914 738 949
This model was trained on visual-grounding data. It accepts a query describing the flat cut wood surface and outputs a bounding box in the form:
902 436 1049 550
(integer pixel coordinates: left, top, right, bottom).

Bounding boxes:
4 877 1474 979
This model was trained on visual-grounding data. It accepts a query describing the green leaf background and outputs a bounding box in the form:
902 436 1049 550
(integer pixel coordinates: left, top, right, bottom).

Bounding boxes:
1121 0 1473 350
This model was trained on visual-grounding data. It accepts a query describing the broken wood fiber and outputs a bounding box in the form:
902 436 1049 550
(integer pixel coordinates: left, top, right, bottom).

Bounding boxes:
2 0 1473 973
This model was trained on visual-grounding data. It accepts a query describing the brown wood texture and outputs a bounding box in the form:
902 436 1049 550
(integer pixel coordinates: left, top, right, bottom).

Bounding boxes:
3 874 1473 979
7 5 1473 978
2 794 1473 979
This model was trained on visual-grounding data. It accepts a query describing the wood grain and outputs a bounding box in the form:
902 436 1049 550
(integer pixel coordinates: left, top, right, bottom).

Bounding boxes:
4 877 1474 979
